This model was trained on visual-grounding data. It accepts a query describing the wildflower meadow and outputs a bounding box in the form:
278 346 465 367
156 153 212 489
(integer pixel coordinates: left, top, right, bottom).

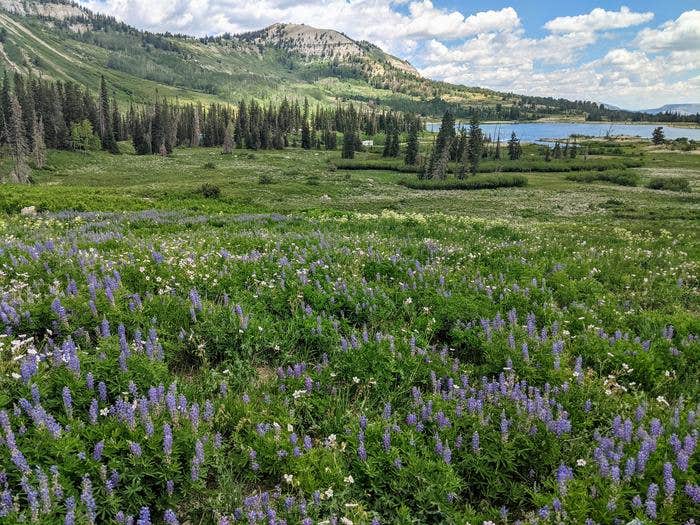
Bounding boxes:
0 198 697 525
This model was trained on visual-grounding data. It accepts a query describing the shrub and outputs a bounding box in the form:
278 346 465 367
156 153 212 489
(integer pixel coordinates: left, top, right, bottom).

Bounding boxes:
646 177 691 192
565 170 639 186
202 161 216 169
399 174 527 190
199 183 221 198
306 175 320 185
258 173 274 185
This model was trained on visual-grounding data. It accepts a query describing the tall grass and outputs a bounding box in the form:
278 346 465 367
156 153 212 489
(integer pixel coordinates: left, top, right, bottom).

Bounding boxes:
399 174 527 190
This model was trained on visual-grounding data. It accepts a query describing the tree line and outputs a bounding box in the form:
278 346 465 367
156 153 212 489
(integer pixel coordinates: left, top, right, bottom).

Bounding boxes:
0 71 420 181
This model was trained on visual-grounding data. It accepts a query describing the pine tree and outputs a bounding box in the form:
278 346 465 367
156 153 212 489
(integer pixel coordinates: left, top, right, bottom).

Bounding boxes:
7 93 30 183
494 131 501 160
98 75 118 153
465 113 483 176
508 132 522 161
552 141 561 159
341 131 355 159
652 127 665 145
431 139 451 180
382 127 393 157
404 123 419 166
427 110 455 174
191 105 201 147
222 121 234 154
389 129 400 157
569 142 578 159
32 117 46 169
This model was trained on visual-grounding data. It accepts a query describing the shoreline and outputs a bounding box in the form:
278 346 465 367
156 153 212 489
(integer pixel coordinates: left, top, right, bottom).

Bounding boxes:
430 120 700 129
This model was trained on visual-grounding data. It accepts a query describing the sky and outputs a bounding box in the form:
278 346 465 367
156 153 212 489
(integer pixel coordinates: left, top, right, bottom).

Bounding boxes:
77 1 700 109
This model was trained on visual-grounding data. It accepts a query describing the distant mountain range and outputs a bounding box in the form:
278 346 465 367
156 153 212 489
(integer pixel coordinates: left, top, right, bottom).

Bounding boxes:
637 104 700 116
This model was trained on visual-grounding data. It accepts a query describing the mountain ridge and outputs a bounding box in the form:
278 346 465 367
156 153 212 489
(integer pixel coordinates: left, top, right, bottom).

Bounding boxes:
0 0 696 123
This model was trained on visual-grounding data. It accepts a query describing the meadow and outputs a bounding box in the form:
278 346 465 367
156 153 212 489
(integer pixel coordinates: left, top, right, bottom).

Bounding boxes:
0 141 698 524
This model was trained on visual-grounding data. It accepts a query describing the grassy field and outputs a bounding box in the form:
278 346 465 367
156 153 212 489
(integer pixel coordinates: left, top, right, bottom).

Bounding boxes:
0 143 698 524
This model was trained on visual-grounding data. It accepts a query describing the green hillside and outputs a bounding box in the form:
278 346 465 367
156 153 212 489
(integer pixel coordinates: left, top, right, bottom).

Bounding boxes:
0 0 567 118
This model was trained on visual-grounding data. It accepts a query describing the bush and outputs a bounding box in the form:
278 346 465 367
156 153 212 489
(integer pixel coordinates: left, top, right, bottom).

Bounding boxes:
646 177 691 192
565 170 639 186
258 174 274 185
399 174 527 191
202 161 216 169
306 175 320 185
199 183 221 198
334 158 642 174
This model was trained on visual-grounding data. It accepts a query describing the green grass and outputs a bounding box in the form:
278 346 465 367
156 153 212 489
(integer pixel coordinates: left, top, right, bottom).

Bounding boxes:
399 174 527 190
565 170 640 186
0 141 698 524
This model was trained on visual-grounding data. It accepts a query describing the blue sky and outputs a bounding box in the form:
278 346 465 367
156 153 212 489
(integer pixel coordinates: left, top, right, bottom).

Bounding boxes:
80 1 700 109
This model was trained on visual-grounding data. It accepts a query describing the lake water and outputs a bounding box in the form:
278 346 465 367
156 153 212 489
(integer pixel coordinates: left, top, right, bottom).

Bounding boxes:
425 121 700 143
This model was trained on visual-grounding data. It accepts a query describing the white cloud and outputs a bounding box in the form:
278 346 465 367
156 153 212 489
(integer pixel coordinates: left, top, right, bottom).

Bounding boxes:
636 10 700 52
544 6 653 34
75 1 698 108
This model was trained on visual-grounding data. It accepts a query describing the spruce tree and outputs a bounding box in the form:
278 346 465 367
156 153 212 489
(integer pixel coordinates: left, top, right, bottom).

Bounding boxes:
466 113 483 176
552 141 561 159
191 105 201 147
508 132 522 161
405 124 419 166
341 131 355 159
7 93 30 183
652 127 665 145
222 121 234 154
98 75 118 153
32 117 46 169
427 111 455 173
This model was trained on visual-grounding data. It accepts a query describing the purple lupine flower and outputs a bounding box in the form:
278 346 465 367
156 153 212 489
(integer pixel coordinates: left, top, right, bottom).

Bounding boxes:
166 480 174 496
472 431 480 453
556 464 573 494
81 476 96 525
129 442 142 457
685 483 700 503
93 441 104 461
662 462 675 498
358 443 367 462
137 506 151 525
164 510 179 525
64 496 76 525
163 423 173 458
382 429 391 451
89 399 98 425
383 403 392 420
62 387 73 418
645 483 658 519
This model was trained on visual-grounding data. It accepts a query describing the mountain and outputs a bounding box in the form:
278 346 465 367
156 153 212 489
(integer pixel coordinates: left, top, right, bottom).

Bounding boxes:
637 104 700 116
0 0 693 122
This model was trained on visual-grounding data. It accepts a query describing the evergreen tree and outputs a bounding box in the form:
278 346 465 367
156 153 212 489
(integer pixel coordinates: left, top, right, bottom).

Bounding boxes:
427 110 455 174
552 141 561 159
494 131 501 160
389 129 400 157
98 75 118 153
191 105 201 147
569 141 578 159
508 132 522 161
341 131 355 159
222 121 234 154
652 126 665 145
382 127 393 157
7 93 30 183
404 123 419 166
465 113 483 176
32 117 46 169
431 140 451 180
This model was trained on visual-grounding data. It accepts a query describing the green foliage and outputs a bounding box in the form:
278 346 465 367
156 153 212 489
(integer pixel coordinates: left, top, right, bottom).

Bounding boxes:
399 174 527 190
199 182 221 198
565 170 640 186
70 120 101 152
646 177 691 192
